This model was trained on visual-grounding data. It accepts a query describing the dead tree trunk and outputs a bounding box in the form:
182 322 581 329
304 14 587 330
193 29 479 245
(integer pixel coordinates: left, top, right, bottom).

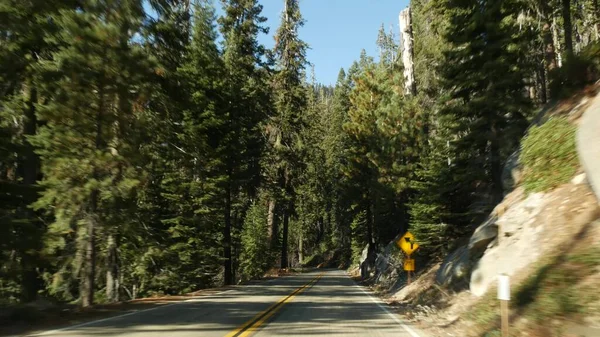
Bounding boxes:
553 17 564 67
399 7 416 96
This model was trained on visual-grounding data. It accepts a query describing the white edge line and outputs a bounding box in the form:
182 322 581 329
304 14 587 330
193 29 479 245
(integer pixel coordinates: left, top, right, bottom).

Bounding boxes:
26 288 235 337
352 280 423 337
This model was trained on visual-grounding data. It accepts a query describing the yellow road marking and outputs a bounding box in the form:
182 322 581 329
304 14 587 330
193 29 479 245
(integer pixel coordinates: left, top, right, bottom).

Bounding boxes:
225 273 324 337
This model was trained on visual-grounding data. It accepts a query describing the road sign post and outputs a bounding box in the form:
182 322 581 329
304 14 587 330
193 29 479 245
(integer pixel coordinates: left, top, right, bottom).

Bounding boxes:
498 274 510 337
404 257 415 284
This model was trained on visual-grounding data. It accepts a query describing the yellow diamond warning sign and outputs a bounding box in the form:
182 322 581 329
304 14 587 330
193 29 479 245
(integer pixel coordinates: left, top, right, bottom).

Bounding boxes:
396 231 419 256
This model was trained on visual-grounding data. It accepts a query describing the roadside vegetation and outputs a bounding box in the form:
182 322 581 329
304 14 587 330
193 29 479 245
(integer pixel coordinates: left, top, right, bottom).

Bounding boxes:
468 246 600 337
520 117 579 193
2 0 600 323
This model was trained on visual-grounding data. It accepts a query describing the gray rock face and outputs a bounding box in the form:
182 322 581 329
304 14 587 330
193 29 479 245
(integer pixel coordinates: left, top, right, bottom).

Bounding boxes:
502 150 522 193
468 215 498 258
435 245 470 289
496 192 546 237
469 191 549 297
359 244 375 279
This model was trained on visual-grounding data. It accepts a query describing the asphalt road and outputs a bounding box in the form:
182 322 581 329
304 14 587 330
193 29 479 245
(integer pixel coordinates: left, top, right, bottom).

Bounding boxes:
28 270 425 337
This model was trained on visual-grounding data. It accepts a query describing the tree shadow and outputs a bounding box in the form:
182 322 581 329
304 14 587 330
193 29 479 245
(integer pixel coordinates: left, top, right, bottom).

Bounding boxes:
3 271 415 337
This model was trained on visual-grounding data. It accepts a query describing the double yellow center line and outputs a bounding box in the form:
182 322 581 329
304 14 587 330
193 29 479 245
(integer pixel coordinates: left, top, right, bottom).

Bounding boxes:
225 273 324 337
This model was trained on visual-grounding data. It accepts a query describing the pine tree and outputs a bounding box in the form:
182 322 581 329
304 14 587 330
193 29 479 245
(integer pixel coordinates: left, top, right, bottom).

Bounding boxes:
239 196 270 280
441 0 532 209
31 0 151 307
322 69 353 262
268 0 309 269
219 0 269 284
0 0 81 303
344 52 380 256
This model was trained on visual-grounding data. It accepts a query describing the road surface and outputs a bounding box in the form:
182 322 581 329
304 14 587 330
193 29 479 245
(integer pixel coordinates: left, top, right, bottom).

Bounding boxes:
27 270 425 337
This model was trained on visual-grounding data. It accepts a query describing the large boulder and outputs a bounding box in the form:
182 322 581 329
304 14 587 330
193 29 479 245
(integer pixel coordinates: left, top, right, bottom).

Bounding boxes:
469 191 549 297
374 235 405 285
436 245 470 289
496 192 546 237
468 215 498 258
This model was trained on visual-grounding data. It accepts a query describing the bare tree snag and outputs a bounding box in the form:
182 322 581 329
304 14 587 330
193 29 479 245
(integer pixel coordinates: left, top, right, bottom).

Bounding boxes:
399 7 416 95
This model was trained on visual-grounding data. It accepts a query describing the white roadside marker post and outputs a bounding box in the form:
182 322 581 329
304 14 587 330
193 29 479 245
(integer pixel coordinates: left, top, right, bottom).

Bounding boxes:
497 274 510 337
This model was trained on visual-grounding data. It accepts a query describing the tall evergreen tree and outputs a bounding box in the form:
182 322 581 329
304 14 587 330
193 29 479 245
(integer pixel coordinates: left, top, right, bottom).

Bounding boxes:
267 0 308 269
441 0 532 208
31 0 150 306
219 0 269 284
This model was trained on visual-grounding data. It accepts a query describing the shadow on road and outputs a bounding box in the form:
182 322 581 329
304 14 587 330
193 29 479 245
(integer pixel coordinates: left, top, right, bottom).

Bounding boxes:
9 271 411 337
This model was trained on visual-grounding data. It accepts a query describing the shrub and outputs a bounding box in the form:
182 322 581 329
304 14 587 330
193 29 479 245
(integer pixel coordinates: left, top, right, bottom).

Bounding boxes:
549 41 600 98
520 117 578 193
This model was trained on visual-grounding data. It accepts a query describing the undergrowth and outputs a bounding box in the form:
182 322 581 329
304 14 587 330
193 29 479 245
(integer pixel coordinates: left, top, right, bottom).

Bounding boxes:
520 117 578 193
472 247 600 337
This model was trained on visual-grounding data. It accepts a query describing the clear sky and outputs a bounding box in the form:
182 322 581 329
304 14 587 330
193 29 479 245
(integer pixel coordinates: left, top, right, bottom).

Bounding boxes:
146 0 411 85
254 0 410 85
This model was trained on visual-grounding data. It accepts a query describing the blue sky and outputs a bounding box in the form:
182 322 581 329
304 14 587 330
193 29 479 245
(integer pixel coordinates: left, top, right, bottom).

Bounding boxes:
146 0 410 85
251 0 410 85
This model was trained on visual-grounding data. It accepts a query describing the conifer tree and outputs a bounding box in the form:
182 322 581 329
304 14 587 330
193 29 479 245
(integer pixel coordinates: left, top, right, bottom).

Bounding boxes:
32 0 151 306
441 0 532 207
267 0 309 269
219 0 269 283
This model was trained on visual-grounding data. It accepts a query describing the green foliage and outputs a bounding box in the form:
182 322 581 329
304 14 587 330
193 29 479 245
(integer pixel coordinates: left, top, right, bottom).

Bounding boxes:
549 53 597 98
1 0 598 310
441 0 533 205
520 117 578 192
513 249 600 328
239 199 270 281
350 211 367 266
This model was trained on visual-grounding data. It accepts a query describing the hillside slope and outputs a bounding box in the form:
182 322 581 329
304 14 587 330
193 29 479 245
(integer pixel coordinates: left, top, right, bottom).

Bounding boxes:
366 85 600 337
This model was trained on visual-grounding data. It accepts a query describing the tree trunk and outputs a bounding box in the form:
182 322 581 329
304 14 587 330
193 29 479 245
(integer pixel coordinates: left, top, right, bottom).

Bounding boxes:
106 234 118 303
223 180 233 285
280 208 289 269
365 195 373 246
23 86 38 185
267 198 278 249
490 125 503 204
81 78 106 307
539 64 548 104
399 8 416 95
81 207 97 307
298 234 303 265
232 208 240 283
540 0 557 70
553 17 564 67
594 0 600 40
539 4 555 103
563 0 574 56
20 83 40 302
